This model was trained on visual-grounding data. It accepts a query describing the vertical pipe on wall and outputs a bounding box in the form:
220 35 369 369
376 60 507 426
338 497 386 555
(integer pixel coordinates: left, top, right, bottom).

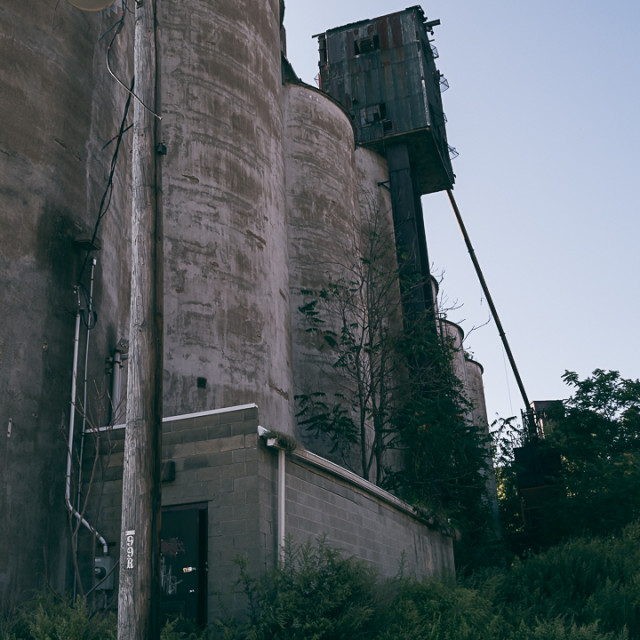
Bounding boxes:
278 448 286 564
65 287 108 561
66 292 81 517
76 259 96 517
111 350 122 421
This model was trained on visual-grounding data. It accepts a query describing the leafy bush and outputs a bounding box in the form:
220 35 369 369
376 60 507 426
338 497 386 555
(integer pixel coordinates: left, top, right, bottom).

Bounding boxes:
0 594 210 640
0 592 116 640
229 537 379 640
508 618 626 640
477 521 640 639
376 576 507 640
5 527 639 640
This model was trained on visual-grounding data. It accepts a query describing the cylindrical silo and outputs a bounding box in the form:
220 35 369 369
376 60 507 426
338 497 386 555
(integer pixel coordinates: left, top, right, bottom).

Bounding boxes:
284 83 362 459
430 276 440 317
440 319 467 390
159 0 293 433
464 358 489 433
0 2 133 606
355 146 403 475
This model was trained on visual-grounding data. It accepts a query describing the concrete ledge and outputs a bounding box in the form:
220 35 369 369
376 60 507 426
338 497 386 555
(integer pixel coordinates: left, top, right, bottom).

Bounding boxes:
163 403 259 423
89 403 260 432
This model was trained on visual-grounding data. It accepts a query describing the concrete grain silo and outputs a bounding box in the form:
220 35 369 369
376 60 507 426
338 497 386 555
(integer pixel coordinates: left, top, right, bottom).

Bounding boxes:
440 319 467 387
0 0 469 618
284 82 361 458
464 358 489 432
0 1 134 607
159 0 293 433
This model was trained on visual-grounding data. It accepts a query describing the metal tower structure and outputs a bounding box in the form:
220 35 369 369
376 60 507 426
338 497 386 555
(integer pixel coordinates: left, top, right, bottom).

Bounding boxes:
316 6 455 315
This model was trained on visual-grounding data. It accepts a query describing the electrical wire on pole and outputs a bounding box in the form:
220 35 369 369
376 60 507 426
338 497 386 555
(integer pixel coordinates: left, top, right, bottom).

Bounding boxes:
117 0 163 637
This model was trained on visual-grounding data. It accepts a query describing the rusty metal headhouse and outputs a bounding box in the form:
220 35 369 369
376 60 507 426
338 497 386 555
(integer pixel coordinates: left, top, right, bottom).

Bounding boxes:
316 5 455 196
316 6 455 316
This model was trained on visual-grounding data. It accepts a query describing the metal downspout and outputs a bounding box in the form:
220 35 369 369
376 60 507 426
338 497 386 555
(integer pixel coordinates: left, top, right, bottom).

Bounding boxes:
278 448 286 564
258 427 287 564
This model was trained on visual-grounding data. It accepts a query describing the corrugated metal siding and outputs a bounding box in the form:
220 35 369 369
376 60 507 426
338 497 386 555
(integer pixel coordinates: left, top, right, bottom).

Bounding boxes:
317 6 454 193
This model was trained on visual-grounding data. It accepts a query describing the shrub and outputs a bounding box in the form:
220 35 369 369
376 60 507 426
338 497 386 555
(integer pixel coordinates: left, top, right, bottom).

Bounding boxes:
486 521 640 639
377 576 507 640
509 618 626 640
5 526 638 640
230 537 378 640
0 592 116 640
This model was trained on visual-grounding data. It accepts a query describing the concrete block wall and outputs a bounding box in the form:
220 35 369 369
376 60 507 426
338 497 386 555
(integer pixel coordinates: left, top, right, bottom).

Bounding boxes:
162 405 275 616
282 450 454 579
80 403 453 621
81 405 274 617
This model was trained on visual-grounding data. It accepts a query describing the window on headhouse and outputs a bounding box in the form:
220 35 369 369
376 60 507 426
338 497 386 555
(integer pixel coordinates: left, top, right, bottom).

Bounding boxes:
354 34 380 56
360 103 386 125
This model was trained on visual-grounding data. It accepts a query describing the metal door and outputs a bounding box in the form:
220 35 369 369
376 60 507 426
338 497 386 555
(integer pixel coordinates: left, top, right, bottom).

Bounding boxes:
160 504 207 625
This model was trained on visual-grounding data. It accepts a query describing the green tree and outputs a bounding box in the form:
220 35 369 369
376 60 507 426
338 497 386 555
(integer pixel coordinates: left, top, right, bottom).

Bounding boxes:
494 369 640 548
296 200 492 555
390 318 494 567
295 200 405 484
544 369 640 540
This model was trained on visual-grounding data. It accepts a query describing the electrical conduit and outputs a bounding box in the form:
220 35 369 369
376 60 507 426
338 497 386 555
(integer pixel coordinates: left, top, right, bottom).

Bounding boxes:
66 286 108 555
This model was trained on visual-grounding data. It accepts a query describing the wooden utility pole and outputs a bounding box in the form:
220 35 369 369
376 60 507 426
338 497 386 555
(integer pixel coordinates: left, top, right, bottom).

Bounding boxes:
117 0 163 638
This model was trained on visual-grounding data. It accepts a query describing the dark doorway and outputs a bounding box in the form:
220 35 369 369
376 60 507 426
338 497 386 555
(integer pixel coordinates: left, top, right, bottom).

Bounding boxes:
160 504 208 626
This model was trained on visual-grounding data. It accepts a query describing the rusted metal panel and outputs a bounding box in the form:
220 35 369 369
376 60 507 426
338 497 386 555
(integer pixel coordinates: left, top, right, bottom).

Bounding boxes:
317 6 454 193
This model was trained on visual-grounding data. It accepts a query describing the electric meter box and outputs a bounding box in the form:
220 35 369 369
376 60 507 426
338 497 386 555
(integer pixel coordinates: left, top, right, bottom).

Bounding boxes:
94 555 115 591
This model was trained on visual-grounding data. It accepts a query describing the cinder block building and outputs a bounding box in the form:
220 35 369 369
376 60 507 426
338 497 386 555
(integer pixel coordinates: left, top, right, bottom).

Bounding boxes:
0 0 490 622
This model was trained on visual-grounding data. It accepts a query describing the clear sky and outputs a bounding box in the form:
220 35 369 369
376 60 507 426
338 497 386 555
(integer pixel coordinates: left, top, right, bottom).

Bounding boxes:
284 1 640 423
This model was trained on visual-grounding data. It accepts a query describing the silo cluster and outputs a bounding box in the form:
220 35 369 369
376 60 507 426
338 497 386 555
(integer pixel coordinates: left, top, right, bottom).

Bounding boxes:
0 0 491 610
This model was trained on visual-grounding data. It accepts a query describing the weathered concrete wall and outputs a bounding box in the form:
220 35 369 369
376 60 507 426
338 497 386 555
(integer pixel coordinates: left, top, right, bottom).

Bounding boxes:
159 0 293 435
284 83 361 460
283 450 454 579
0 1 133 609
355 147 393 221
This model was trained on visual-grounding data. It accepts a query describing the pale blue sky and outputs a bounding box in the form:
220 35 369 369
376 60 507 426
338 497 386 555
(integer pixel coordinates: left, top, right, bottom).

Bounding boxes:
285 1 640 422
